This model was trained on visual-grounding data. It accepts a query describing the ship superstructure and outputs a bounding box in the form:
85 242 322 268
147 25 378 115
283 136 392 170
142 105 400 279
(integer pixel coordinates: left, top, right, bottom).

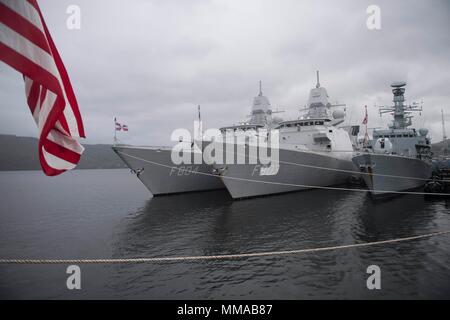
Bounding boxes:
352 82 433 195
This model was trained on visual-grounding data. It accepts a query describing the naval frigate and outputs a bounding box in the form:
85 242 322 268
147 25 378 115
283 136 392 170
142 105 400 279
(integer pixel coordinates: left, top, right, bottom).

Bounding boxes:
210 72 356 199
352 82 433 195
112 84 278 196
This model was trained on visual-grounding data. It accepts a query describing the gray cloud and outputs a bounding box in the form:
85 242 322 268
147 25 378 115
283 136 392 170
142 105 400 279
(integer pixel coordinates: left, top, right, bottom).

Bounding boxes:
1 0 449 145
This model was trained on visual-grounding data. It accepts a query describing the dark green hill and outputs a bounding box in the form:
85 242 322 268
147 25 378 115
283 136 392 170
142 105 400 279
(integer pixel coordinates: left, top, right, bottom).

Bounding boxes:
1 134 448 171
431 139 450 158
0 134 126 171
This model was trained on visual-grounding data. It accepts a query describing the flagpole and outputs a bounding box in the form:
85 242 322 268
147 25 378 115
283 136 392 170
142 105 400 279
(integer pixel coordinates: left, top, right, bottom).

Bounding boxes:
114 117 117 145
364 105 369 149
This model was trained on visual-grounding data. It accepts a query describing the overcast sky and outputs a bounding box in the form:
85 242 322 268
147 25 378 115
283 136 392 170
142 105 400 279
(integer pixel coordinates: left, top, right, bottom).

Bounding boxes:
1 0 449 145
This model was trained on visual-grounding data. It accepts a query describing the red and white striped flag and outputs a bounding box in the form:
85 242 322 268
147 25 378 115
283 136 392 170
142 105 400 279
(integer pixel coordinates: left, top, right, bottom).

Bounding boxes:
0 0 85 176
115 118 122 131
362 105 368 125
115 118 128 132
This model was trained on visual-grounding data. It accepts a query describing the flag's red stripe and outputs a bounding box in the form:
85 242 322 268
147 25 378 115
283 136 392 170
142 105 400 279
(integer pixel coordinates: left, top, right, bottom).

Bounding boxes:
31 0 85 138
0 2 50 54
39 86 47 109
27 82 40 113
26 0 39 12
0 42 63 97
38 94 67 175
38 148 65 176
58 117 71 135
43 138 81 164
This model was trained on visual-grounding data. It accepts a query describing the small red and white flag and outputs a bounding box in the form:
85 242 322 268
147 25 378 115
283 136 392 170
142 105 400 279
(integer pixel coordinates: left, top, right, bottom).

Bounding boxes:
0 0 85 176
115 118 128 132
115 118 122 131
362 105 368 125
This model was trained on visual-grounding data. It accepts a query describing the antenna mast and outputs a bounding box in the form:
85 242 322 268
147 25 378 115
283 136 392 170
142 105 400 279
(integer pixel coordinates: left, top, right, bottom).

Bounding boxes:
442 109 449 157
442 109 447 141
378 82 422 129
316 70 320 88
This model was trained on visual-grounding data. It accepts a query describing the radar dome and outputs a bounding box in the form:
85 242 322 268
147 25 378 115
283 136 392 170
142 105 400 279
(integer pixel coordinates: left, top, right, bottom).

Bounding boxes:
332 109 345 119
272 116 283 124
419 128 429 136
391 81 407 88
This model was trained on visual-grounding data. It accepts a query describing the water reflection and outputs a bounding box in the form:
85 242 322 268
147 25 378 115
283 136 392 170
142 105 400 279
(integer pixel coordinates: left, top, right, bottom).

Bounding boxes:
108 189 450 299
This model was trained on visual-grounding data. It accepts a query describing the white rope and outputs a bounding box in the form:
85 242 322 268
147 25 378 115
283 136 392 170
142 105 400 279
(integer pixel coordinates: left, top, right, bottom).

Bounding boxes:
118 145 448 183
117 151 450 196
212 145 445 183
1 230 448 264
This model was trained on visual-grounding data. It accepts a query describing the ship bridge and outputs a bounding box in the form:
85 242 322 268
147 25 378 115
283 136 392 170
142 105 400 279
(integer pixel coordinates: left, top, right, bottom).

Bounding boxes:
371 82 431 158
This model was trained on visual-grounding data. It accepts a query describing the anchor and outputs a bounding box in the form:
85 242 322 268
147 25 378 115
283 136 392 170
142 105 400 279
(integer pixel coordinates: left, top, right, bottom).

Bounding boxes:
130 168 144 177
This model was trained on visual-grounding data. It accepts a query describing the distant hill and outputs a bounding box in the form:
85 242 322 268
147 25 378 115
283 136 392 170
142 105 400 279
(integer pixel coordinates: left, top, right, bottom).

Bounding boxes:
431 139 450 158
1 134 449 171
0 134 126 171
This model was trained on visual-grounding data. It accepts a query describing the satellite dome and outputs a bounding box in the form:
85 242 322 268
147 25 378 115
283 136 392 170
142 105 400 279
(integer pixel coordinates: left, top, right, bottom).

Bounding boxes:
419 128 429 136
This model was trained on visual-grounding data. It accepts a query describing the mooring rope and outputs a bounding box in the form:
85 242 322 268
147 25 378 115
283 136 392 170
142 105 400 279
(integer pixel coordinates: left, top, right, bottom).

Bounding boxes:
116 151 450 196
1 230 448 264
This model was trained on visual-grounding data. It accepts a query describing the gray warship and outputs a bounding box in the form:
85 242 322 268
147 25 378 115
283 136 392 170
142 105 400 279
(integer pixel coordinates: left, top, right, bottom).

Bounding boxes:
352 82 433 195
210 73 356 199
112 85 277 196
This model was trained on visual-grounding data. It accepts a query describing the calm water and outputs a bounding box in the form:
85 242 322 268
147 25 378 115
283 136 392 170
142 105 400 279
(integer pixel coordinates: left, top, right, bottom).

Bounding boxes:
0 169 449 299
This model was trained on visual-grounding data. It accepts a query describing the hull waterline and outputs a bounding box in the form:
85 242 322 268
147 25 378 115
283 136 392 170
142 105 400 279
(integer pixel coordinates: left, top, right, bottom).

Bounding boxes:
112 145 224 196
214 148 355 199
352 153 432 196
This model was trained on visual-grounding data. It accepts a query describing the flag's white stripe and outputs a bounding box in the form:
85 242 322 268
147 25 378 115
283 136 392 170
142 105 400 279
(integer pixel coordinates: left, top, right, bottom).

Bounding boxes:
1 23 82 138
32 104 40 123
32 88 40 124
63 102 81 137
47 129 84 154
25 78 40 125
0 23 59 81
55 120 70 136
42 147 76 170
2 23 82 137
38 89 57 134
0 0 45 34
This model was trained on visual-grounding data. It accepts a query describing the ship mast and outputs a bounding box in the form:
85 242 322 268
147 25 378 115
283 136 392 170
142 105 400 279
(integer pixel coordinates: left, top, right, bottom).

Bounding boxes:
442 109 449 156
378 82 422 129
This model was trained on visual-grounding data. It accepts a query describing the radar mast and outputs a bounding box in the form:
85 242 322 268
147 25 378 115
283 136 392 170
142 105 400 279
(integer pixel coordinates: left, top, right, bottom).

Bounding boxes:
378 82 422 129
